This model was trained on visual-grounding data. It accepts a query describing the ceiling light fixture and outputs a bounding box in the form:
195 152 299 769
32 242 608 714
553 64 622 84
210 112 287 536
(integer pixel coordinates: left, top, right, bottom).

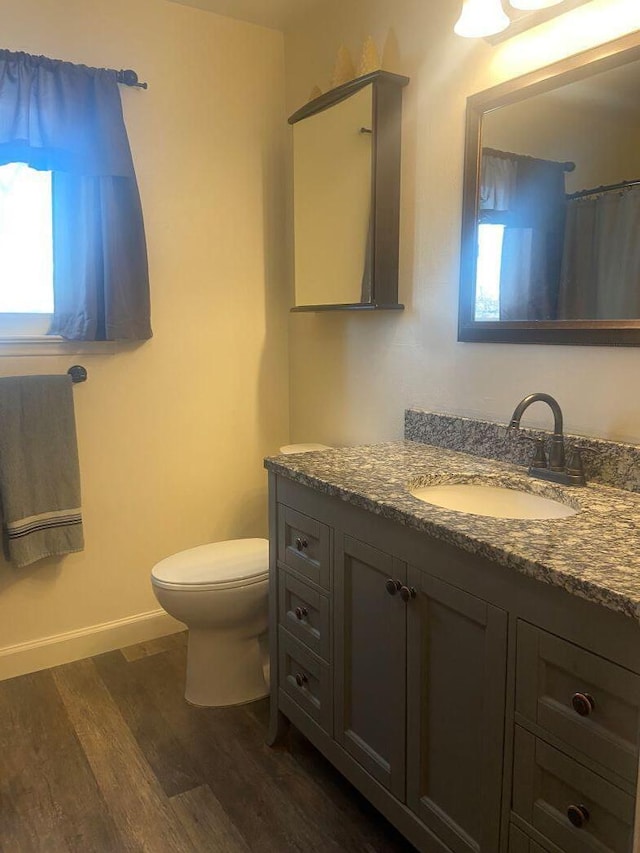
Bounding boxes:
454 0 510 38
509 0 563 9
454 0 594 40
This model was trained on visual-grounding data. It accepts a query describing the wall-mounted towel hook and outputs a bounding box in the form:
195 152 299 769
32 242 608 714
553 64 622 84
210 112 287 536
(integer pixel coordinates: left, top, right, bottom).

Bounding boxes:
67 365 88 384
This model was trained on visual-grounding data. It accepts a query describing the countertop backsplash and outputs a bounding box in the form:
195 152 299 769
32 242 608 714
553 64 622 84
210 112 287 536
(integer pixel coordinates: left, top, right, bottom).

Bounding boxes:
404 408 640 493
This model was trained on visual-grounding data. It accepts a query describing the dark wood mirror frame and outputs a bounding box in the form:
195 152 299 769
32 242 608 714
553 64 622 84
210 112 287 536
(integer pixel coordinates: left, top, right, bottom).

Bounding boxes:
458 31 640 347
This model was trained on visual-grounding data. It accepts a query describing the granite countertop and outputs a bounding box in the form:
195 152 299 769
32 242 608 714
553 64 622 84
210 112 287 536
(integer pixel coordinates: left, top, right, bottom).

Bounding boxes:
265 440 640 623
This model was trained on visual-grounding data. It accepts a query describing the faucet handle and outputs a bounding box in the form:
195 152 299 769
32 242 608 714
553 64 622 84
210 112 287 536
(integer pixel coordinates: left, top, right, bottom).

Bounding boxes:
566 447 584 477
519 435 548 469
566 445 596 483
530 438 548 469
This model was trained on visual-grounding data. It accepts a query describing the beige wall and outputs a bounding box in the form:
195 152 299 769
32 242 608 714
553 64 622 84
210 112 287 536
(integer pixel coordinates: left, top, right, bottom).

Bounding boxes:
0 0 289 660
285 0 640 446
482 92 640 194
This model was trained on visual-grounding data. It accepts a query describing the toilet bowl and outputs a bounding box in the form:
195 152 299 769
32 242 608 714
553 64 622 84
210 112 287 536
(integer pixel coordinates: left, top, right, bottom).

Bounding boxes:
151 538 269 707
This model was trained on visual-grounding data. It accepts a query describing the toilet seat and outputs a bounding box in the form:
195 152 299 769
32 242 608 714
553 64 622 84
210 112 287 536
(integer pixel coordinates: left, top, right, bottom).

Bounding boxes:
151 538 269 592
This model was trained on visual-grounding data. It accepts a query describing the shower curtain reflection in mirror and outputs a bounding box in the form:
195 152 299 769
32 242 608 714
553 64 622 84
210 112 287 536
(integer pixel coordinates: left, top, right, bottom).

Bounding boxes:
558 185 640 320
475 150 640 322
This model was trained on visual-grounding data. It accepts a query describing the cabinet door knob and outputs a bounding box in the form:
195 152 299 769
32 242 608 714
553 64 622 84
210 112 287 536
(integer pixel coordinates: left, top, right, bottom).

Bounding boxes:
400 585 416 602
567 804 590 828
385 578 402 595
295 537 309 551
295 672 308 688
572 692 595 717
294 606 309 621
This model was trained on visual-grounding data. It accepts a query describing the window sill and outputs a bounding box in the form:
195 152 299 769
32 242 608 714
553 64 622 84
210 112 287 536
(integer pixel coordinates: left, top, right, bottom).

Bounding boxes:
0 336 121 356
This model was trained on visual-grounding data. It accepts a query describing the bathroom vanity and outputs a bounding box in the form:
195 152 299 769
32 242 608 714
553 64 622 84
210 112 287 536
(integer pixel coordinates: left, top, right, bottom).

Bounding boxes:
265 415 640 853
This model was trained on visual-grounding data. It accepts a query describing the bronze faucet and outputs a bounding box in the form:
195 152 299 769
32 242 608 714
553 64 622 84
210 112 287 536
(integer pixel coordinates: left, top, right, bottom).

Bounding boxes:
509 393 587 486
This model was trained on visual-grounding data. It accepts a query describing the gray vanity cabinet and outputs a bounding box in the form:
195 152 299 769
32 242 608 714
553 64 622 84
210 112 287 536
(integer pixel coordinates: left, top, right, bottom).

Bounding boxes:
334 536 407 799
406 568 508 853
268 473 640 853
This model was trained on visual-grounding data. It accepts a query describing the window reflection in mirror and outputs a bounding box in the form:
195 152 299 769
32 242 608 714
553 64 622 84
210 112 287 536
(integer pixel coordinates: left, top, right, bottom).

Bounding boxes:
474 59 640 323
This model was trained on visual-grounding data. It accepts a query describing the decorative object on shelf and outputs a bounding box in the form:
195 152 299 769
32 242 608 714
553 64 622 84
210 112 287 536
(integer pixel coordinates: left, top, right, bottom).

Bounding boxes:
381 30 400 73
308 84 323 101
358 36 381 77
454 0 509 38
330 45 356 88
454 0 593 40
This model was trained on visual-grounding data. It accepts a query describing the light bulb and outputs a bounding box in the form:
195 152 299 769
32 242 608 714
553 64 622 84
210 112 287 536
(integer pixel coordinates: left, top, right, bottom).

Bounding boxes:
509 0 563 9
454 0 510 38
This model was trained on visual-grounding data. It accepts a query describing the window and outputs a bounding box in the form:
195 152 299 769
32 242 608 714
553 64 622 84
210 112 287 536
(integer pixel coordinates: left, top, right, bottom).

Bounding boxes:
474 223 505 321
0 50 151 343
0 163 54 337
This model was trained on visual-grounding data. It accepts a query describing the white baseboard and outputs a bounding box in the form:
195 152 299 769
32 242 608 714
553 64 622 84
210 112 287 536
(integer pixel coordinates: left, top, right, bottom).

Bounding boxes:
0 609 185 681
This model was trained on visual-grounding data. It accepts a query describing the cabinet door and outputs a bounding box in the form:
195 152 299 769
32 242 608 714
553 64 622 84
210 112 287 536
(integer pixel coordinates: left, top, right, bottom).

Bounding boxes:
406 567 508 853
335 535 407 800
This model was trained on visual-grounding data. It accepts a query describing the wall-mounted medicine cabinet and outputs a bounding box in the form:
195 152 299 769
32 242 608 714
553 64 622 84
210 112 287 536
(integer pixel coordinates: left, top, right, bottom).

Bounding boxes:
289 70 409 312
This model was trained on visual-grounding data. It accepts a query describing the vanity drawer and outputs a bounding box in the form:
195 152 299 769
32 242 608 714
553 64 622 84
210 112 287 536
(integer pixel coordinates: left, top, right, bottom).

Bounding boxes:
509 824 555 853
512 726 635 853
278 570 330 661
277 505 331 590
516 621 640 785
278 627 332 734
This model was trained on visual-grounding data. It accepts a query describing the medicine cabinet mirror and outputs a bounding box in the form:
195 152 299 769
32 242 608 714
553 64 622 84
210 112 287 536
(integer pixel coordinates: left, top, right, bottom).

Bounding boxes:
290 70 409 312
458 32 640 345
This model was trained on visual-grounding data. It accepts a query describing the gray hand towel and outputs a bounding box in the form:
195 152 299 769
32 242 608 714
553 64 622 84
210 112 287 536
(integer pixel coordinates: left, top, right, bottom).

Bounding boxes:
0 375 84 567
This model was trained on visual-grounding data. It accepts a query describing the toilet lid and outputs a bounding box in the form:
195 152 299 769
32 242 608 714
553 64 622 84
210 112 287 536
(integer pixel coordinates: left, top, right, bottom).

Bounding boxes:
151 539 269 590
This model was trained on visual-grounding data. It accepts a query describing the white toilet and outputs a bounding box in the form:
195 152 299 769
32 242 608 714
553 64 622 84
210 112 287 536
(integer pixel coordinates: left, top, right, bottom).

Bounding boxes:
151 446 331 708
151 538 269 707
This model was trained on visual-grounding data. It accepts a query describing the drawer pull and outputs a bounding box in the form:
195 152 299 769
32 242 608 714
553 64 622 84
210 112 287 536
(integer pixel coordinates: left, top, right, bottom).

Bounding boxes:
295 537 309 551
400 585 417 602
295 672 308 688
567 804 590 828
294 606 309 621
572 692 595 717
385 578 402 595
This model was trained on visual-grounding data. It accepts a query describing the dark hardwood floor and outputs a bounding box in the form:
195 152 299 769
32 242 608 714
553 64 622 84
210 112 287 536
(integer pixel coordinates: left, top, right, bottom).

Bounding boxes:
0 632 415 852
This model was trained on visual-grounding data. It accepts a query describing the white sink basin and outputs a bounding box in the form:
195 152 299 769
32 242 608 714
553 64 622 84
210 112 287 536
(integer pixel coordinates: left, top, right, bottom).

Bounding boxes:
409 483 577 520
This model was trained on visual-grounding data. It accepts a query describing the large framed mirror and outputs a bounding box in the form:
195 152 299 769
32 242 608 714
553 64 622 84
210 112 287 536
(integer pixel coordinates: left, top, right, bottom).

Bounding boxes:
458 32 640 346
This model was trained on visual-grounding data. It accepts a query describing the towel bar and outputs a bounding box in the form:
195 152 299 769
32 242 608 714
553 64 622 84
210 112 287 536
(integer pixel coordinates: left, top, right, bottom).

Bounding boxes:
67 365 88 384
